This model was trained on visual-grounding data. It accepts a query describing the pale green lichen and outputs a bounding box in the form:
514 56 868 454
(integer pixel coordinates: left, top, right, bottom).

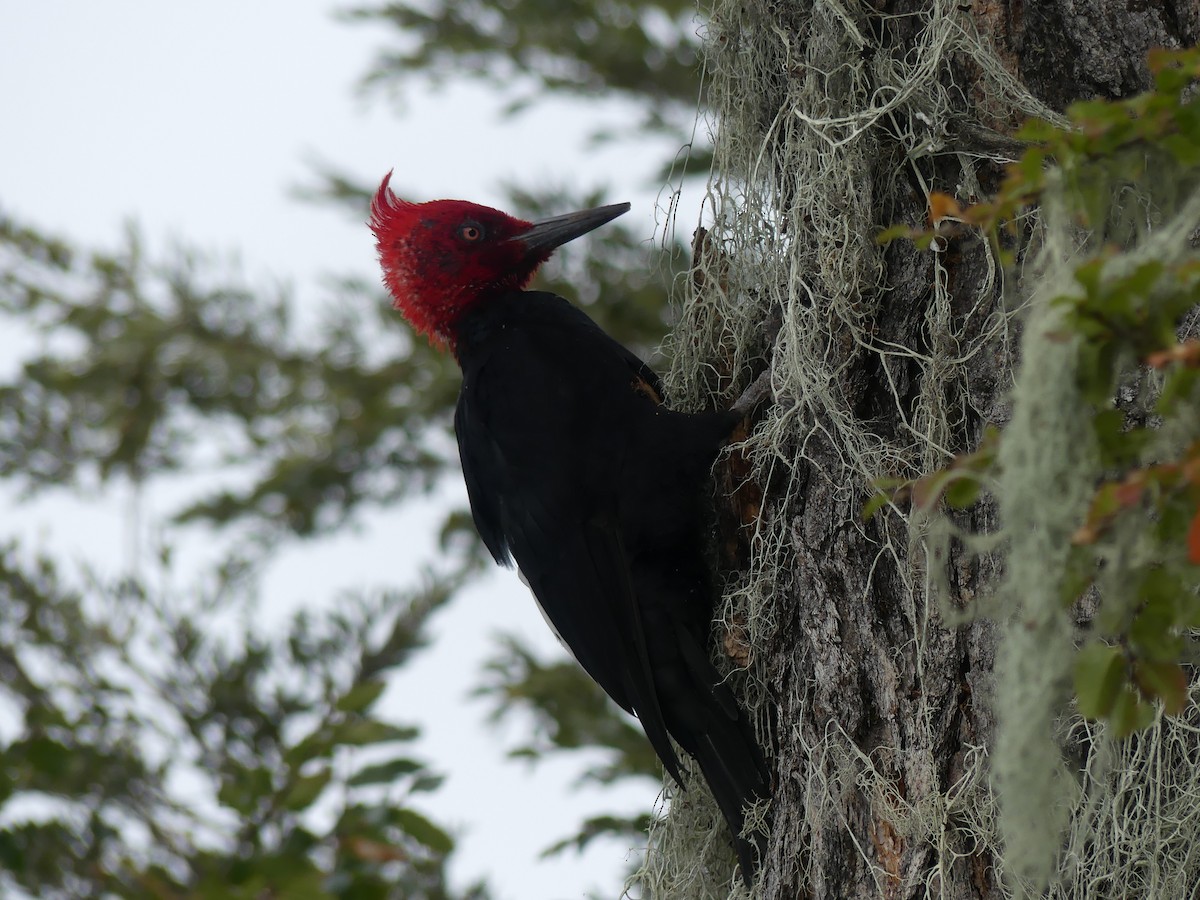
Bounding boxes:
635 0 1200 897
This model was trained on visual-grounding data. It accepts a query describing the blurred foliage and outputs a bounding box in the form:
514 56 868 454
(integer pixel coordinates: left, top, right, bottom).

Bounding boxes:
878 47 1200 737
0 217 459 540
0 537 483 899
475 638 661 858
479 637 660 785
342 0 703 138
0 1 709 895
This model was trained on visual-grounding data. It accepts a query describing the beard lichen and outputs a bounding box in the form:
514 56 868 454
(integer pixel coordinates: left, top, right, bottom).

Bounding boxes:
634 1 1200 897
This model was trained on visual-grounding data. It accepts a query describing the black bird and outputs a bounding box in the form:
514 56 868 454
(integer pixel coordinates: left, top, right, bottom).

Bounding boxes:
369 174 770 880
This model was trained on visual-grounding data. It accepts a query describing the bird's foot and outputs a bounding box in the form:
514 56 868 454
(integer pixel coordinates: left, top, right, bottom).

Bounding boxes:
732 368 774 418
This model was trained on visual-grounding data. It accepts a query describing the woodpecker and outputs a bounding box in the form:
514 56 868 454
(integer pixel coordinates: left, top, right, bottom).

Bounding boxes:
369 173 770 881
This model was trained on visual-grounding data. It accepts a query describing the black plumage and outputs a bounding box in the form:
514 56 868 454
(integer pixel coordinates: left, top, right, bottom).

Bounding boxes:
368 186 770 880
454 291 769 880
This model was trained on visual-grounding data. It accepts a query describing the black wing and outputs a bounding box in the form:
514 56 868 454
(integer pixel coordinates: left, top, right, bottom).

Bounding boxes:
453 291 684 781
454 292 770 880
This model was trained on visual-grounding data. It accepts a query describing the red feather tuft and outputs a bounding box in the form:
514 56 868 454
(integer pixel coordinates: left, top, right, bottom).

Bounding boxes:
367 174 538 349
368 170 412 237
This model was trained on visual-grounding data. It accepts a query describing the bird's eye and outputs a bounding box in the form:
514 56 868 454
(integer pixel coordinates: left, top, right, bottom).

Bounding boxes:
458 223 485 242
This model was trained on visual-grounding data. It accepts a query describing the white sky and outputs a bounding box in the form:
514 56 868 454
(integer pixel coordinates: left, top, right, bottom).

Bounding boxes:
0 3 696 897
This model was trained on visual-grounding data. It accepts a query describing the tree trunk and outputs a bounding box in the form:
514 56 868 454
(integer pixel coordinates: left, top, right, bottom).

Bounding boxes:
654 2 1200 898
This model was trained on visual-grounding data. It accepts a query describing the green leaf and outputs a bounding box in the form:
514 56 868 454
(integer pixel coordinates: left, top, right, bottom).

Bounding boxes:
1075 642 1126 719
285 727 335 769
1161 133 1200 167
25 736 73 779
218 766 275 815
284 769 332 811
1016 118 1059 143
336 679 388 714
1092 410 1128 464
1130 581 1185 662
1158 367 1200 413
334 719 419 747
394 808 454 855
347 757 423 787
1073 257 1106 301
408 773 445 794
862 491 892 520
943 475 982 510
1120 260 1164 299
1059 545 1097 608
1109 685 1157 737
876 223 920 245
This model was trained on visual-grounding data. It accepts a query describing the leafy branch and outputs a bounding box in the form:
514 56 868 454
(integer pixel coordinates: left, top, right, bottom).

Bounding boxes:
876 46 1200 736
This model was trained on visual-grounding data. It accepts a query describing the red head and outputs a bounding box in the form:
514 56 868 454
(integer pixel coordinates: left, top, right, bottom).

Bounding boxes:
369 171 630 347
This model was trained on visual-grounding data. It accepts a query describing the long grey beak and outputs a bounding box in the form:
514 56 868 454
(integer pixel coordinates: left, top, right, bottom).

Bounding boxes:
515 202 631 252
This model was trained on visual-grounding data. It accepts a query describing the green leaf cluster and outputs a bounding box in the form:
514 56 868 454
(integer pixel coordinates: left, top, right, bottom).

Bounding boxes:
472 637 663 863
1047 52 1200 734
0 219 463 540
865 428 998 519
342 0 702 138
0 532 484 899
878 47 1200 736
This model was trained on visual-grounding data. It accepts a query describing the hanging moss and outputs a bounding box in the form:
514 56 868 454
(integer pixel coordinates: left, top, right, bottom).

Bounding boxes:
635 0 1200 896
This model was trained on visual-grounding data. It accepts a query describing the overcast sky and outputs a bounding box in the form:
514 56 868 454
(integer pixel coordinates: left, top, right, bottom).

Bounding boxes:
0 3 694 897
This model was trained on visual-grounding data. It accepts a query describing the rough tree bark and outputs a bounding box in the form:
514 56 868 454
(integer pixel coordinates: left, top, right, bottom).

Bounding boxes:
691 3 1200 899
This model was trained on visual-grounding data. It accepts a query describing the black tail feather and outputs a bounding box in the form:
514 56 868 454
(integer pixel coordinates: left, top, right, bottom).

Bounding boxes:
693 715 770 885
663 630 770 882
633 560 771 883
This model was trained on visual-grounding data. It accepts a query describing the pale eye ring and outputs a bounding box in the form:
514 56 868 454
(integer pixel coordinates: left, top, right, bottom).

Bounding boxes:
458 222 485 242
